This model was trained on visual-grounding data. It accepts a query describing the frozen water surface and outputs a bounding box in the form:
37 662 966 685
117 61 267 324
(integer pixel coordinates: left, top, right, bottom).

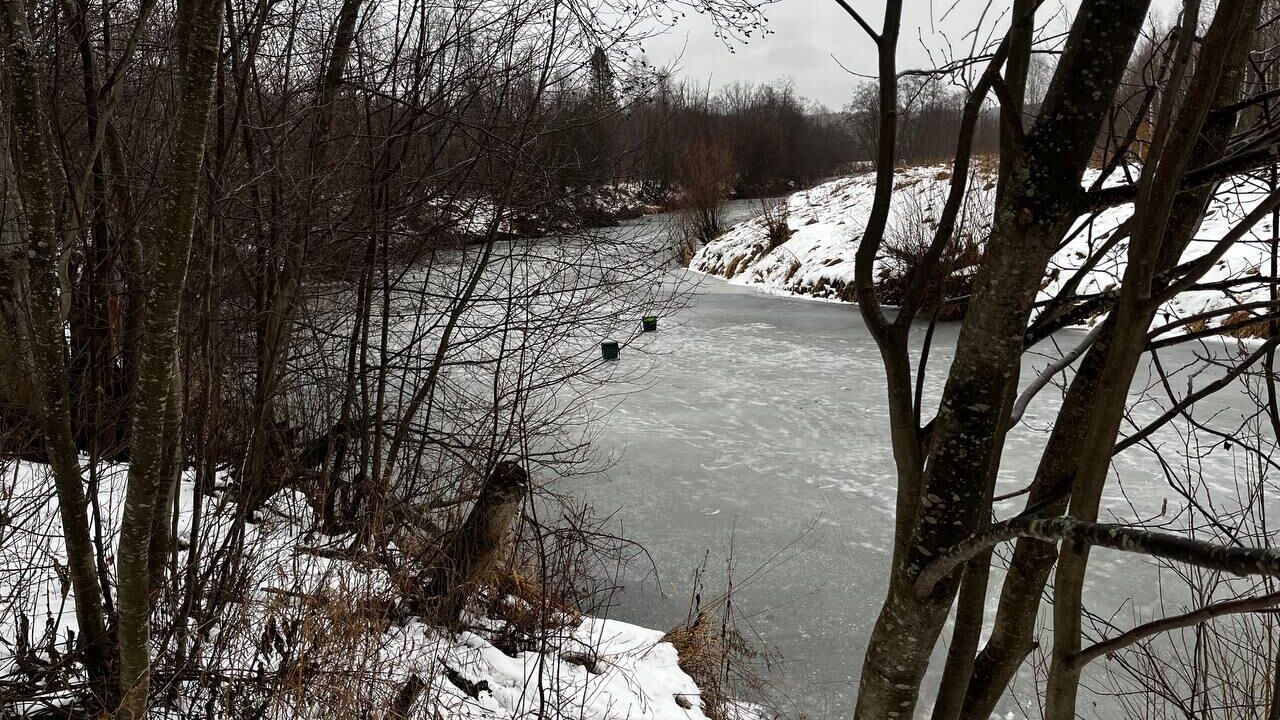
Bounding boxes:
563 205 1270 718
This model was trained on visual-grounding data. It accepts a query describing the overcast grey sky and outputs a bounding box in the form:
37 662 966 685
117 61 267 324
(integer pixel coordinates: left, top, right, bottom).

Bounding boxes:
640 0 1182 109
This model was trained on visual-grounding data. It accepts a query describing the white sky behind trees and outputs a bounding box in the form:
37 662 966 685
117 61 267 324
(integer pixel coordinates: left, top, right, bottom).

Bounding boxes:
641 0 1184 110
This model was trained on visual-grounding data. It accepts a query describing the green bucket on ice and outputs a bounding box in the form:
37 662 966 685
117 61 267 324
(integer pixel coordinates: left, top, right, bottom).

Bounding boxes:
601 340 620 361
641 316 659 332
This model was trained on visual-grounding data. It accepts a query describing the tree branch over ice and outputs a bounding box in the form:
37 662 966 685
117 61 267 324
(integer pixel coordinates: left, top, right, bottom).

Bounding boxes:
914 516 1280 599
1068 589 1280 670
1009 321 1107 426
1083 144 1280 211
1115 335 1280 452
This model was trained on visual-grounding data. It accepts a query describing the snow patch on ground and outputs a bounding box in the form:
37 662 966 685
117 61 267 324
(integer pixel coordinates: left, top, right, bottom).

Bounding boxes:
0 460 729 719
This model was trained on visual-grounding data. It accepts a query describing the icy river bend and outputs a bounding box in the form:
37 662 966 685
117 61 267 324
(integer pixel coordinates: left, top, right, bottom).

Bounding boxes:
564 207 1269 719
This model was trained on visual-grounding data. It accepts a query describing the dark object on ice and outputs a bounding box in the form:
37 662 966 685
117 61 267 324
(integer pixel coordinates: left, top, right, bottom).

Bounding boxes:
417 461 529 627
641 315 658 332
601 340 620 360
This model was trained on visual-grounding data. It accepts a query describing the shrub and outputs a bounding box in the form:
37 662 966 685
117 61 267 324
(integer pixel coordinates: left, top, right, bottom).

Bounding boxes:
678 138 736 242
877 185 991 320
756 198 792 250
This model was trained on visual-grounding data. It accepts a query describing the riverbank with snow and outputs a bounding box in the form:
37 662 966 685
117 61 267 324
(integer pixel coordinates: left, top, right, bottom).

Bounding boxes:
692 167 1280 339
0 459 744 719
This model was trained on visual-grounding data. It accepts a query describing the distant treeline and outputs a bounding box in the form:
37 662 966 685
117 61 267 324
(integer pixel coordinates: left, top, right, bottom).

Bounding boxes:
843 39 1193 171
542 70 865 202
846 76 1009 168
626 79 863 198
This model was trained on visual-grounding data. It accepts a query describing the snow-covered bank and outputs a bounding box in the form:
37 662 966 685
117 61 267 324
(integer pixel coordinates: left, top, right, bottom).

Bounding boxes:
692 166 1280 337
0 460 735 719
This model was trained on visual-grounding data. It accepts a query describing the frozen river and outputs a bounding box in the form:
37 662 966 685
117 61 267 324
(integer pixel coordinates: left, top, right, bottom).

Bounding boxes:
563 208 1268 718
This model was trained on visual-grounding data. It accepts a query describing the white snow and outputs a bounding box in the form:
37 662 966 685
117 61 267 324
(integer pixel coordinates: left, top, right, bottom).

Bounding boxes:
692 165 1280 338
0 460 731 719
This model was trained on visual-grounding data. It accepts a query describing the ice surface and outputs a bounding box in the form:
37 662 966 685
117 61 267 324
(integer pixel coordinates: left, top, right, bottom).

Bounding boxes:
576 204 1272 717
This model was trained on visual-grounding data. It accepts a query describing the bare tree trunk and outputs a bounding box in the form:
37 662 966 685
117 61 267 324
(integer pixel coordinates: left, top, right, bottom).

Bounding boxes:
1044 5 1261 718
114 0 223 713
149 361 185 592
0 0 115 701
853 3 1151 717
930 6 1037 714
957 6 1260 715
849 1 921 570
0 69 38 432
958 331 1110 718
957 13 1257 718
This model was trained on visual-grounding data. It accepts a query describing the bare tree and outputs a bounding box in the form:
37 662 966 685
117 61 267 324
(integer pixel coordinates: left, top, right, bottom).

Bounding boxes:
0 0 768 715
832 1 1280 718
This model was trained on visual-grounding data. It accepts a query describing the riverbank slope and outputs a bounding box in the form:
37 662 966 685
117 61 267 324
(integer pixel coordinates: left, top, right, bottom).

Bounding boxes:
692 167 1277 338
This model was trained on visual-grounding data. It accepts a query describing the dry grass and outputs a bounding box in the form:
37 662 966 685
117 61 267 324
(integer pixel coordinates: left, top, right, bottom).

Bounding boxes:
678 137 736 243
483 567 582 655
782 260 801 284
677 241 698 266
877 184 991 319
661 551 780 720
756 198 792 250
1224 310 1273 339
664 609 734 718
724 254 745 278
